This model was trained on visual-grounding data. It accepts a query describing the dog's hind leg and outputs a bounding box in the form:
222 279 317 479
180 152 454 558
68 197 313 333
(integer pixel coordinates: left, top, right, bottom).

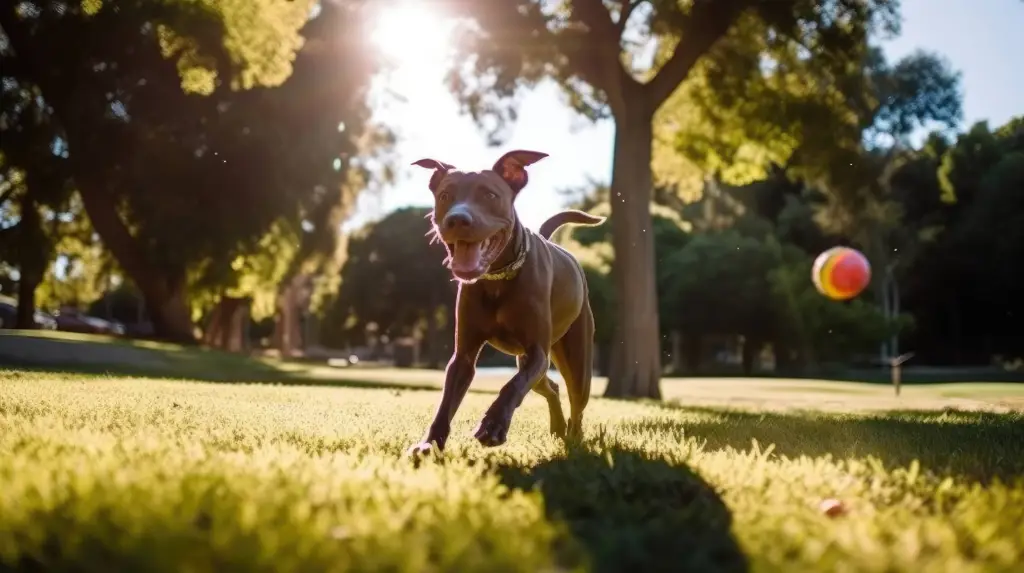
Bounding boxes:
528 359 567 438
550 303 594 442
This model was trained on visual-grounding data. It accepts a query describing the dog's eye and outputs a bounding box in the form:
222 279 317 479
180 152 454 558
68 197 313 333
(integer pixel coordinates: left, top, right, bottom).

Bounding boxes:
486 191 498 201
438 191 451 203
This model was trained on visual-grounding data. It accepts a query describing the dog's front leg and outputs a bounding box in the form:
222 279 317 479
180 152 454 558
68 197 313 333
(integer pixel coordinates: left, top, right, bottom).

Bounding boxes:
407 339 484 457
473 343 548 447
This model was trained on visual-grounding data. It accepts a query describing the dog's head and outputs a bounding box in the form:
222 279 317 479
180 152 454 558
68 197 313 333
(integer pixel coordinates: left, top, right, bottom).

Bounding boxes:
412 150 547 282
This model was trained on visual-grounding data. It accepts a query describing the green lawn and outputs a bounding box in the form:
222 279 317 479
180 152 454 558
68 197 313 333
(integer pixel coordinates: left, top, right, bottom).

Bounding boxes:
1 365 1022 572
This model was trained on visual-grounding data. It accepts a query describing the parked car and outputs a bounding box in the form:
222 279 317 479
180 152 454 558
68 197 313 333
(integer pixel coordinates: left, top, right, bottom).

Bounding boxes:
52 306 126 336
0 296 59 330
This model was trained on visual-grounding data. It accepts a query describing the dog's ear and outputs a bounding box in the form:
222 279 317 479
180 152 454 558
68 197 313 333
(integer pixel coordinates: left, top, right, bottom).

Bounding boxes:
411 158 456 193
492 150 548 194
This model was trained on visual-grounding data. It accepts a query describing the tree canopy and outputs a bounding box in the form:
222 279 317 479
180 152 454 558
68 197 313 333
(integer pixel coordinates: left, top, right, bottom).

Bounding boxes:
1 0 390 341
322 206 455 367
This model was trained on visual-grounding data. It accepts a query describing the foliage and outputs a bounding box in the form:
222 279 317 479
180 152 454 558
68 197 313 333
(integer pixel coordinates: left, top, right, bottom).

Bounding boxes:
323 207 455 348
0 0 390 339
661 231 772 335
769 252 906 365
895 117 1024 363
937 121 1006 205
443 0 904 134
2 369 1024 571
655 30 961 191
560 171 907 372
0 57 78 321
33 198 117 311
186 221 302 322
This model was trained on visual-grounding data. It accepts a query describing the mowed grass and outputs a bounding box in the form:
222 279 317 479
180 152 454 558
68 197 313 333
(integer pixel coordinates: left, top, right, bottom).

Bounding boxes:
1 370 1023 573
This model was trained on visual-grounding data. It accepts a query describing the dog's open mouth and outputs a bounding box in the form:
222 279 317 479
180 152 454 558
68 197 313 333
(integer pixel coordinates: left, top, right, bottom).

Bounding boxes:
447 230 507 280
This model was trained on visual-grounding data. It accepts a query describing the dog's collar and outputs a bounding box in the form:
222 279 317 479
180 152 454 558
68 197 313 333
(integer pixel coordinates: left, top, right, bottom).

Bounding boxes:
480 225 530 281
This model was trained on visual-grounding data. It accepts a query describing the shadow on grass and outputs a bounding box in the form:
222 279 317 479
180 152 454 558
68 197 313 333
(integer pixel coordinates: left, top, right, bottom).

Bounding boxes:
496 445 749 573
632 404 1024 482
0 358 459 394
0 330 444 392
0 333 513 397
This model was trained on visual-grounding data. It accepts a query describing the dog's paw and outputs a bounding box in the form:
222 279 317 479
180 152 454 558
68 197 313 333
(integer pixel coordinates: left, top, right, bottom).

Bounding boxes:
473 410 511 447
405 441 441 459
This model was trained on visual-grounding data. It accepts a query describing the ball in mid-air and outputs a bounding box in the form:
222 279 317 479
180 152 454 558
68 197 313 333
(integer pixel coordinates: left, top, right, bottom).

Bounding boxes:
812 246 871 300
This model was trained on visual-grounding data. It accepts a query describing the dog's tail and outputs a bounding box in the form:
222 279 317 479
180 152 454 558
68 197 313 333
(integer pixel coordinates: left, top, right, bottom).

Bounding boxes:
538 210 606 240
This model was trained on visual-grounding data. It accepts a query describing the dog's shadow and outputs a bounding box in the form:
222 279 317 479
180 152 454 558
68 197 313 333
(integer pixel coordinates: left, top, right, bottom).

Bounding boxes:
495 444 749 573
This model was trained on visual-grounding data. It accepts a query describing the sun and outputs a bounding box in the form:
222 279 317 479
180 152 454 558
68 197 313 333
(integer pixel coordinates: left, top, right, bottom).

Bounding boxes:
370 2 454 74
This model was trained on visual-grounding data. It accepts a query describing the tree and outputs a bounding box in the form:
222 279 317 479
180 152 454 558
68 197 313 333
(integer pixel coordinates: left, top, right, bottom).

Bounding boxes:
769 250 902 369
560 188 693 373
0 0 387 342
0 60 75 327
33 199 115 313
324 207 455 366
444 0 910 398
660 230 780 373
910 117 1024 364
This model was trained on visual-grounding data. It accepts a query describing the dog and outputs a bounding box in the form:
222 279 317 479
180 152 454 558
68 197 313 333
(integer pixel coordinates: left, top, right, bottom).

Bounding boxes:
406 149 605 455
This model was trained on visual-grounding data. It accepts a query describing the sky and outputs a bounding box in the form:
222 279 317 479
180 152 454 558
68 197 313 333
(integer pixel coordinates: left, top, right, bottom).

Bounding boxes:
345 0 1024 233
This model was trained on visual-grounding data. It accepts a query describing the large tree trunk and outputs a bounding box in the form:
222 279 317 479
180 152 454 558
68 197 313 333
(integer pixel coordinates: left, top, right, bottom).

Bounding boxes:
77 188 195 343
0 12 195 344
144 277 194 344
14 195 45 330
604 105 662 399
14 272 41 330
273 274 312 357
203 296 251 352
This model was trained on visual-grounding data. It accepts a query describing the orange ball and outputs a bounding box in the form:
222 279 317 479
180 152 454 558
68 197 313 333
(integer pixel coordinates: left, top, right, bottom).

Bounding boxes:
812 247 871 301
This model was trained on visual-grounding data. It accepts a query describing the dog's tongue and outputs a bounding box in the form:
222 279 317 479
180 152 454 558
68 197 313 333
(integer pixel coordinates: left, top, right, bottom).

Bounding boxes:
451 241 483 273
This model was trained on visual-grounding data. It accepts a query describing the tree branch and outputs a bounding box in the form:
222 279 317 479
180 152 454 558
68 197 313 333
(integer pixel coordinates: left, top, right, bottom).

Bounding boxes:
565 0 636 112
645 0 751 109
569 0 622 51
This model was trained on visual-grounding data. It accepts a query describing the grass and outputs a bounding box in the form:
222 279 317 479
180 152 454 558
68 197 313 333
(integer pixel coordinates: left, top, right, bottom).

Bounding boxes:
2 364 1023 573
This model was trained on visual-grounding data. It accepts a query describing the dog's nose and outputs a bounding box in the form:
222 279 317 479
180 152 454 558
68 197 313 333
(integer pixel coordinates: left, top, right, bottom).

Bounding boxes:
443 211 473 230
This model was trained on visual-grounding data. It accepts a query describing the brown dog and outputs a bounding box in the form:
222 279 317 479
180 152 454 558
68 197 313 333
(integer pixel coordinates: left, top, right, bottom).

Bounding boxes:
407 150 605 454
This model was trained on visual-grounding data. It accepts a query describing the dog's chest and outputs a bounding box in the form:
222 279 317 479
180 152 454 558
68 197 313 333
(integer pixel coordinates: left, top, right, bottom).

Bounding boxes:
472 284 533 354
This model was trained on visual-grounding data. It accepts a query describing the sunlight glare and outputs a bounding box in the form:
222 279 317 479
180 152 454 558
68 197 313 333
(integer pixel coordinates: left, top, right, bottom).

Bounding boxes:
370 2 454 93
